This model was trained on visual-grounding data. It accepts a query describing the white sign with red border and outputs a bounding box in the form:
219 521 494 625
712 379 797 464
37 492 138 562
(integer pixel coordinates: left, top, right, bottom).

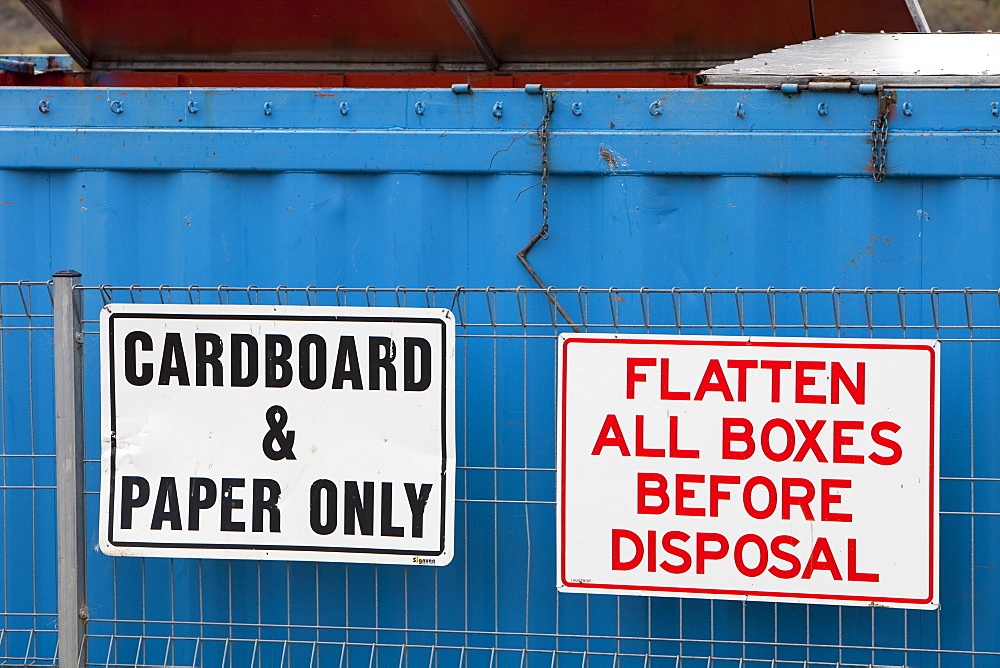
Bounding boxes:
558 334 939 608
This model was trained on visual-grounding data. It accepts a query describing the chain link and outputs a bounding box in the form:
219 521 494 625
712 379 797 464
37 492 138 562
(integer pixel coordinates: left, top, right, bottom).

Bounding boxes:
870 91 890 183
538 93 553 239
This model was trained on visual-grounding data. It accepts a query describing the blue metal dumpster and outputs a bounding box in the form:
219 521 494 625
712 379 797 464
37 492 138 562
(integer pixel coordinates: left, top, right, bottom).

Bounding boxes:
4 5 1000 668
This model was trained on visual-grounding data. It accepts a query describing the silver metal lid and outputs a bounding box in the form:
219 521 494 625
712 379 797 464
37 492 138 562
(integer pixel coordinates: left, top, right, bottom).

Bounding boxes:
698 32 1000 88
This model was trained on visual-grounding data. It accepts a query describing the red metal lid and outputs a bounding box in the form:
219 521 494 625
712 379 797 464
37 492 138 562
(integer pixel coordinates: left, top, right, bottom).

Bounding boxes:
21 0 927 73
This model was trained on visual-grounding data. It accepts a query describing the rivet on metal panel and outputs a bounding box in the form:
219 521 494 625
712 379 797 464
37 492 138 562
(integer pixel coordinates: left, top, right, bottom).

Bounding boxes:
452 83 472 95
109 100 124 115
492 101 503 119
571 102 583 116
38 100 50 114
734 102 746 119
339 101 350 116
186 100 198 114
524 84 543 95
901 101 913 116
648 100 663 116
263 102 273 116
992 102 999 117
817 102 829 117
414 101 425 115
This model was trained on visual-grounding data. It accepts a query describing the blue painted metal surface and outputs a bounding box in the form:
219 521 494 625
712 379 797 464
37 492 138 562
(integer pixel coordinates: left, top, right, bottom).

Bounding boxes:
2 85 1000 668
1 87 1000 290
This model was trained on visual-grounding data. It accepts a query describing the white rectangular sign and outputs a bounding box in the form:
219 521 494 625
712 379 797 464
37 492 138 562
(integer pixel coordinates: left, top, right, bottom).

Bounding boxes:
100 304 455 565
558 335 939 608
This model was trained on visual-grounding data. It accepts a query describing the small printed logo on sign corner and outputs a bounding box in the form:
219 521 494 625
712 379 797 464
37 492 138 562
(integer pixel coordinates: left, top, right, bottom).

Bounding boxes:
569 577 592 584
413 557 437 565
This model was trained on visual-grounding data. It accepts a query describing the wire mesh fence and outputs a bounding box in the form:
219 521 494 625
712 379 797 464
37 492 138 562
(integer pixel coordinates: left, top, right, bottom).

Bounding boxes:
2 282 999 668
0 282 58 665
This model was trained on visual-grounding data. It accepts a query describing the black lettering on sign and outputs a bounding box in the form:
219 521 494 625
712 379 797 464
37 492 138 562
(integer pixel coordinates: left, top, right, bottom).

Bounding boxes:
120 475 150 529
231 334 258 387
124 331 154 386
310 479 338 535
157 333 190 386
381 482 404 537
369 337 397 391
332 336 363 389
298 334 327 390
220 478 246 532
265 334 293 388
195 333 224 387
252 479 281 532
405 482 433 538
404 337 431 391
188 477 217 530
344 481 374 535
150 476 182 530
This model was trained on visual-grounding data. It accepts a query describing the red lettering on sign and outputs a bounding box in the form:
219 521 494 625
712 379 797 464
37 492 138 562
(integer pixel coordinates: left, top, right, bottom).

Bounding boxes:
734 534 768 577
802 537 843 580
709 475 740 517
660 358 691 400
669 415 699 459
726 360 758 402
848 538 879 582
611 529 643 570
760 360 792 402
676 474 706 516
743 476 778 519
792 420 828 463
661 531 692 574
761 418 796 462
592 414 630 456
832 361 865 405
870 421 902 465
767 535 801 579
626 358 656 399
833 420 865 464
722 417 754 460
694 359 734 402
781 478 816 521
696 532 729 574
795 361 827 404
637 472 669 514
820 479 852 522
635 415 665 458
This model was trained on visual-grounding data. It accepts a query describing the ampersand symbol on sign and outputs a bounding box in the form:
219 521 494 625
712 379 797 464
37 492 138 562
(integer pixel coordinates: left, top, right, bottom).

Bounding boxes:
262 405 296 461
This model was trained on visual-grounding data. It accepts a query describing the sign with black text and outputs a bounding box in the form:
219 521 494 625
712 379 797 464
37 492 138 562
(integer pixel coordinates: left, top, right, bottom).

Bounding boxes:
100 304 455 565
558 335 938 608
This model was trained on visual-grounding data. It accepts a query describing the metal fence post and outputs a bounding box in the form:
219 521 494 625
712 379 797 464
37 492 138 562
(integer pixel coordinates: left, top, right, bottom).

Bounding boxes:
53 270 87 668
